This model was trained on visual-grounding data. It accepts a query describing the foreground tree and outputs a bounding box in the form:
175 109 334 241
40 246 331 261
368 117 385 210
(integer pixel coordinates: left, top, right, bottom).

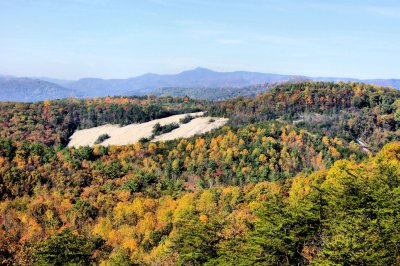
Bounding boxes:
34 230 98 266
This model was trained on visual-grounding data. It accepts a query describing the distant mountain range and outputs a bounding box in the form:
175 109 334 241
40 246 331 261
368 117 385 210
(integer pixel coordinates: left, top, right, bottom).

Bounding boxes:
1 67 400 102
0 76 78 102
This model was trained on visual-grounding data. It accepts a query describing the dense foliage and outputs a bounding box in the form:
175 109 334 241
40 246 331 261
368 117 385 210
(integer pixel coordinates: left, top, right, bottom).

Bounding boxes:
0 121 364 200
0 141 399 265
210 82 400 151
1 82 400 265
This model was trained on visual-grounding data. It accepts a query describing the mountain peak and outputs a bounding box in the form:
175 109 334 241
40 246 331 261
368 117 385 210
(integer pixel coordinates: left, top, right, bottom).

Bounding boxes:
187 67 215 73
194 67 212 71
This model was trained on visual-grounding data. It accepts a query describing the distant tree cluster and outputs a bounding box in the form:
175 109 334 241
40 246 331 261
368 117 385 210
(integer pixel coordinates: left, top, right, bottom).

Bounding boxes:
152 82 275 101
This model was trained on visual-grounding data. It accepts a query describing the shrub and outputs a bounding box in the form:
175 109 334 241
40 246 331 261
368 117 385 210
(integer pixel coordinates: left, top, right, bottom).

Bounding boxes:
152 122 179 136
138 137 150 143
94 133 110 144
180 115 195 124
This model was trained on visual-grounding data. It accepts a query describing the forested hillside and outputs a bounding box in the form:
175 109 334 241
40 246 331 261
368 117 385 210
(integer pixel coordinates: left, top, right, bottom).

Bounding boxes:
151 83 275 101
0 96 204 146
1 139 399 265
211 82 400 151
1 82 400 265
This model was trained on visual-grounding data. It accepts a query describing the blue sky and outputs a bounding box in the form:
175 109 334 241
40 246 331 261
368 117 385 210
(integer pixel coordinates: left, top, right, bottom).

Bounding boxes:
0 0 399 79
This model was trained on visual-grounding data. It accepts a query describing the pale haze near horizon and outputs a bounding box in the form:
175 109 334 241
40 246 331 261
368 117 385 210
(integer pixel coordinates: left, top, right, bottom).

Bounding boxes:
0 0 399 80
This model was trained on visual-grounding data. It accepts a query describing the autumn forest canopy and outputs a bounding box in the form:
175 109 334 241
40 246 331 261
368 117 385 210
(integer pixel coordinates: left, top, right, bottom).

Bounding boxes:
1 81 400 265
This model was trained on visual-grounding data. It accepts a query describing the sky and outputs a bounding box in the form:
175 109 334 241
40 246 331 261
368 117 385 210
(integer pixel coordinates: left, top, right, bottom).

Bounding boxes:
0 0 400 80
